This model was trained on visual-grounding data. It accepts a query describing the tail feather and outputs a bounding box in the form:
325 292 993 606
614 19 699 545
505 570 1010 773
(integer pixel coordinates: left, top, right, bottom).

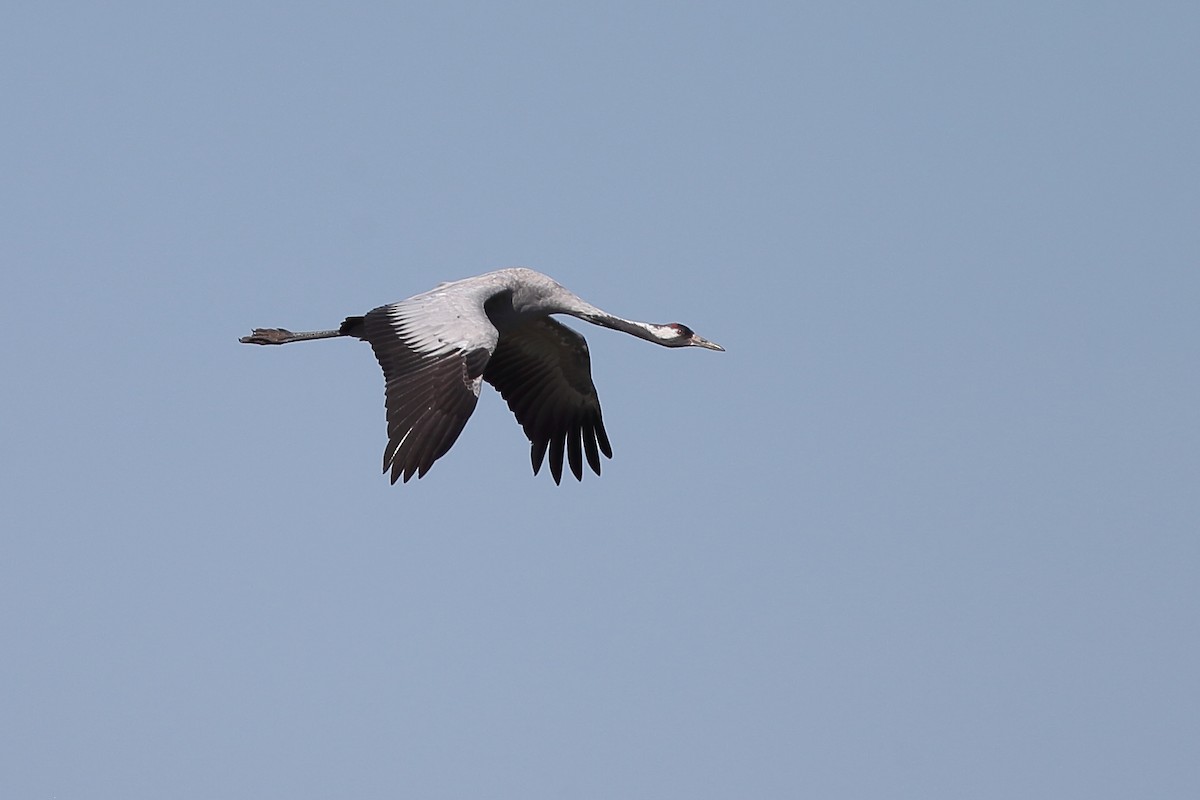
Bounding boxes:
339 315 367 339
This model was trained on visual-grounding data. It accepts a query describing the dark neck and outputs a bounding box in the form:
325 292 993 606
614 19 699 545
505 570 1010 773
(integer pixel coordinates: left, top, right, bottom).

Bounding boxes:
577 311 669 346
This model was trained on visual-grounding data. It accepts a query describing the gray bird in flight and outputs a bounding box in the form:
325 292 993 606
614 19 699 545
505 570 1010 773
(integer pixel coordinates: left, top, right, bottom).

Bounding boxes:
240 267 723 484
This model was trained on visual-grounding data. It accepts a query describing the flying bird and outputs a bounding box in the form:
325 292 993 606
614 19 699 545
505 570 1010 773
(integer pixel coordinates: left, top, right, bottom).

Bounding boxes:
240 267 723 484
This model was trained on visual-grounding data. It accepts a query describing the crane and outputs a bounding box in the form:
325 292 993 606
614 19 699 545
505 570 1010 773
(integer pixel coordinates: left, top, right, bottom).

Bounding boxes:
240 267 723 484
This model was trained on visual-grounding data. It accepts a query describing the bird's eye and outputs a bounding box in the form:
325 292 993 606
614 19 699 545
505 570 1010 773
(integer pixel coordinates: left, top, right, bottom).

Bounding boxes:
670 323 694 338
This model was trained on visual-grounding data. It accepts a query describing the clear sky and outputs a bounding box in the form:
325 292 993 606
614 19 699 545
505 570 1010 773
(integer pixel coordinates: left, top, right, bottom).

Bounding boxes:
3 2 1197 797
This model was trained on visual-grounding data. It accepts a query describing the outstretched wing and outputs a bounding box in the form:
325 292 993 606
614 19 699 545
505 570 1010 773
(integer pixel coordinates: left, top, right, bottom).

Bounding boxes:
355 293 499 483
483 317 613 483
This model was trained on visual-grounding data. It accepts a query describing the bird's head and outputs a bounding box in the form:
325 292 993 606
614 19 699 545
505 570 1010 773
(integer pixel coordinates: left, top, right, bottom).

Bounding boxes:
653 323 724 351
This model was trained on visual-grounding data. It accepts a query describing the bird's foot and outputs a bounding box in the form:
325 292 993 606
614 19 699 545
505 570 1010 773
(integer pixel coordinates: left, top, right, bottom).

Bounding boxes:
240 328 295 345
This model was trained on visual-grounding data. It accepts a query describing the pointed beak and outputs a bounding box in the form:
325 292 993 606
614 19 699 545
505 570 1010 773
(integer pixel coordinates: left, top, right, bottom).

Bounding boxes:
691 334 724 351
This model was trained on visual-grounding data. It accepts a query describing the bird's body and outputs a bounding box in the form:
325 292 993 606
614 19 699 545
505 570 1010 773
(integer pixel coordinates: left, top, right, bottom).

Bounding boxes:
240 268 722 484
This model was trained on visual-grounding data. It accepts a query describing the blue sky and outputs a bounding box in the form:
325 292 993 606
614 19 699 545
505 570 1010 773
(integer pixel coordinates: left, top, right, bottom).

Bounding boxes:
2 2 1197 797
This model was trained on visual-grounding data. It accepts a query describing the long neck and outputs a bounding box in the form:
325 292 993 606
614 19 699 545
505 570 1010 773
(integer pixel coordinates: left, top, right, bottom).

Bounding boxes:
574 308 671 346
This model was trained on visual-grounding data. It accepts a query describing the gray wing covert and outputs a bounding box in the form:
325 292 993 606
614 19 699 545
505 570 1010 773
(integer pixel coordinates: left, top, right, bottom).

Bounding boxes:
483 317 613 483
358 295 498 483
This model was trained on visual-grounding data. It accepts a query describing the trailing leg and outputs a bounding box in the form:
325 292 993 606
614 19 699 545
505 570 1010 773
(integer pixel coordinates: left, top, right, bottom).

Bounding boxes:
239 327 345 345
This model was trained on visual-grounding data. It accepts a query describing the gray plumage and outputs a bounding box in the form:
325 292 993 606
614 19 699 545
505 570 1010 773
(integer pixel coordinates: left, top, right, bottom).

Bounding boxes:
240 267 723 484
